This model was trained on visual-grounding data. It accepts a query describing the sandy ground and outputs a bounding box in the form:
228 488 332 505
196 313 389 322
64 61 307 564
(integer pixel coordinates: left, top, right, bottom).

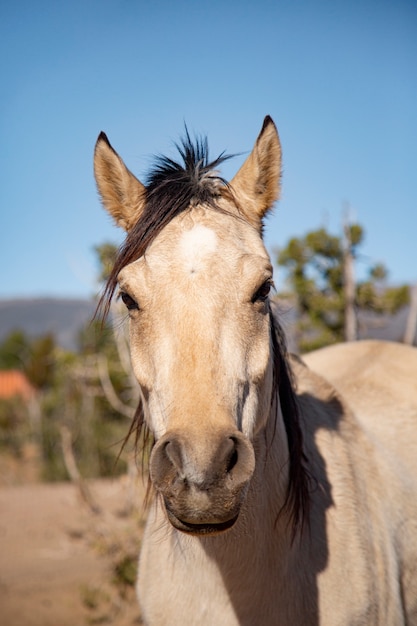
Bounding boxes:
0 477 146 625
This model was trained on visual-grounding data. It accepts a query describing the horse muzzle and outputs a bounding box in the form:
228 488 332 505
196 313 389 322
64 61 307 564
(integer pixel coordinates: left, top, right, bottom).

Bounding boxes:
149 429 255 536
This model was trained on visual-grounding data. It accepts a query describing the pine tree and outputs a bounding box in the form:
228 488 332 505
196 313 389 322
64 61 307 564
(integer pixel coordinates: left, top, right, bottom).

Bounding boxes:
277 224 409 352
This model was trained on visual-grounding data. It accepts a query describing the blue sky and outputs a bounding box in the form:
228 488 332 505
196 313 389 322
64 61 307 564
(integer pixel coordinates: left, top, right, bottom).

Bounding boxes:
1 0 416 299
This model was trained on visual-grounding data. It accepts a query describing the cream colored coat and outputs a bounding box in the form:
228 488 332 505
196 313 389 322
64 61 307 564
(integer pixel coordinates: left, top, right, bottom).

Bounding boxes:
94 117 417 625
138 341 417 625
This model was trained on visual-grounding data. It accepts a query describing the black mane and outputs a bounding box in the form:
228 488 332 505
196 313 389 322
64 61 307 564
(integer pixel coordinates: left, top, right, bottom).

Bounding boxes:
269 309 311 537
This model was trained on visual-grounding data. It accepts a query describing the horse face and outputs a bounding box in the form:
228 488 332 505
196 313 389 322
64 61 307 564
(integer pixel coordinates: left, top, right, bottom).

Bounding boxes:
94 118 282 534
118 214 272 532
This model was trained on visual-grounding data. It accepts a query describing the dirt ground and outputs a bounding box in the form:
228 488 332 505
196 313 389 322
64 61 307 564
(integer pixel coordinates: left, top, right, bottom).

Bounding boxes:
0 471 146 625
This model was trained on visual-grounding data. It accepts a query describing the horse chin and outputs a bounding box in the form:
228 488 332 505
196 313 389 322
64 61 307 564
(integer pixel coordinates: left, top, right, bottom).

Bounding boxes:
165 506 239 536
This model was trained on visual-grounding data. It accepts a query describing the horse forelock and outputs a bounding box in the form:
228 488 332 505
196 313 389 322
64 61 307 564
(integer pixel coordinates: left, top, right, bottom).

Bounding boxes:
97 131 234 320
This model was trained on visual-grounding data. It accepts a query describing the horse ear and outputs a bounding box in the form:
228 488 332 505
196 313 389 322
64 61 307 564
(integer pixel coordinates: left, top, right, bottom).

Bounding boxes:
230 116 281 230
94 132 146 231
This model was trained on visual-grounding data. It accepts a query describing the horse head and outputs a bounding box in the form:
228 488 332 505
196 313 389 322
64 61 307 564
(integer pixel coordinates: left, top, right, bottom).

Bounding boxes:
94 118 288 535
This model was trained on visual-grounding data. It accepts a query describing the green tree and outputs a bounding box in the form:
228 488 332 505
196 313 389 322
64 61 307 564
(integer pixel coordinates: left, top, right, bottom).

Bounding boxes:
0 330 31 370
94 242 118 284
0 330 57 389
277 224 409 352
24 333 57 390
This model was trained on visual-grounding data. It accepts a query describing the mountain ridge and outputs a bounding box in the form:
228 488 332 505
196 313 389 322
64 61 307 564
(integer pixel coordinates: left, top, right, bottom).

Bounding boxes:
0 298 97 351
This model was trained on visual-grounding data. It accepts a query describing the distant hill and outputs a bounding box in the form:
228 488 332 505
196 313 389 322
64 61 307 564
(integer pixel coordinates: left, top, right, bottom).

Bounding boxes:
0 298 97 351
272 299 416 350
358 306 415 345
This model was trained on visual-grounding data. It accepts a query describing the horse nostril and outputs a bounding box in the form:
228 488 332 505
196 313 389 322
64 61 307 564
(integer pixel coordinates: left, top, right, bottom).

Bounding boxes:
226 446 239 474
222 434 255 486
164 440 183 473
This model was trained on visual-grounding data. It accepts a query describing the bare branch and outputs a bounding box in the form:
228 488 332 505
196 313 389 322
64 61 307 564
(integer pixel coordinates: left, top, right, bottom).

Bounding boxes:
97 354 135 419
343 212 357 342
404 284 417 346
60 425 101 515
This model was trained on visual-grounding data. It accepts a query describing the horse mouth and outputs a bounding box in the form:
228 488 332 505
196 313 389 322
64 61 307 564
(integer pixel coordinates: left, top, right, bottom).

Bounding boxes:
165 506 239 535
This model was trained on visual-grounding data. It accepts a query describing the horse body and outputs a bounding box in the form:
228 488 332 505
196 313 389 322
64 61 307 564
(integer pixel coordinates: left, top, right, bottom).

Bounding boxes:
304 341 417 623
94 118 417 625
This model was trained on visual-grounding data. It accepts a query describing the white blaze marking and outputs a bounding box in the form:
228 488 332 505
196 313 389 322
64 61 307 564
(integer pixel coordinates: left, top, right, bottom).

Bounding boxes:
179 224 218 273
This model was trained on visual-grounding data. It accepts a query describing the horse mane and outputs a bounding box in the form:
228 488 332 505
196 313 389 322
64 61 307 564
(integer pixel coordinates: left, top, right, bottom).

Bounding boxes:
99 131 310 536
269 309 311 538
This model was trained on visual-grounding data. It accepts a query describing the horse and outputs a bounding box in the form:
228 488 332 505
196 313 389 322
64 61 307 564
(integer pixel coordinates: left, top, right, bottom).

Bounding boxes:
94 117 417 625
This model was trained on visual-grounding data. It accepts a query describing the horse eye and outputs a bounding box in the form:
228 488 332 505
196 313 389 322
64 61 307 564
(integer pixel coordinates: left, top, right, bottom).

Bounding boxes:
252 280 273 303
120 291 139 311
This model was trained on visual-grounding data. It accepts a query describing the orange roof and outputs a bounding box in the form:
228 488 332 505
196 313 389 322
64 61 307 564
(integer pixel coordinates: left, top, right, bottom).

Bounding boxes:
0 370 36 400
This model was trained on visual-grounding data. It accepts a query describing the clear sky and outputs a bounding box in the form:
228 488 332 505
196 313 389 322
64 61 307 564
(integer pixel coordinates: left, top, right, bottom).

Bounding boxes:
1 0 416 299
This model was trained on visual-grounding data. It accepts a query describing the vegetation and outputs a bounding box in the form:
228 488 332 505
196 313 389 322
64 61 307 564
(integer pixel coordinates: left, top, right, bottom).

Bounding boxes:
80 518 143 623
0 395 31 455
0 242 137 483
277 223 409 352
0 329 55 389
0 325 136 482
